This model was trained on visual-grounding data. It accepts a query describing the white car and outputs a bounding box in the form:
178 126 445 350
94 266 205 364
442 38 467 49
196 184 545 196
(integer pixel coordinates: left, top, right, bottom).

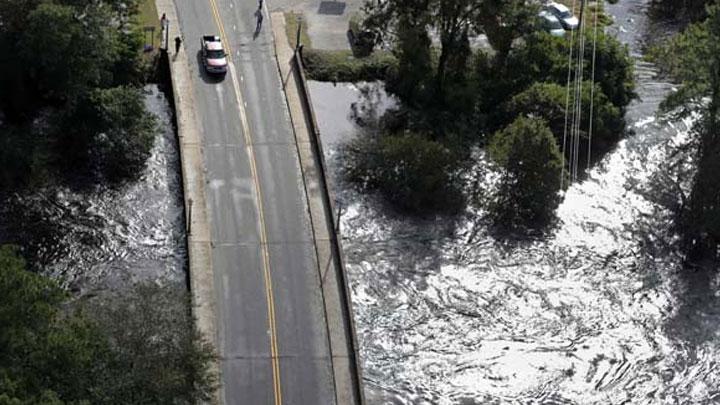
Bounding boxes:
201 35 228 75
546 2 579 30
538 11 566 37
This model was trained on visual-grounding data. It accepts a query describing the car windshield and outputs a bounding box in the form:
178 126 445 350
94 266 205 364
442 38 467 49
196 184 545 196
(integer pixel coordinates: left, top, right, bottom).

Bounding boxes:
559 10 572 19
207 49 225 59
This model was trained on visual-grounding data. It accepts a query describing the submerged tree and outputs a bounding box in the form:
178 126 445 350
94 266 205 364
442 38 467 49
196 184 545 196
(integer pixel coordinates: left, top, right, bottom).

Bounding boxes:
488 117 564 229
344 132 465 215
653 2 720 262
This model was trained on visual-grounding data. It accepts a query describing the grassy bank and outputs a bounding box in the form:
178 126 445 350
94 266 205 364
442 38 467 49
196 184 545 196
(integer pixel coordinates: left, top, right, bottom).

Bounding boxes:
138 0 162 58
284 12 313 50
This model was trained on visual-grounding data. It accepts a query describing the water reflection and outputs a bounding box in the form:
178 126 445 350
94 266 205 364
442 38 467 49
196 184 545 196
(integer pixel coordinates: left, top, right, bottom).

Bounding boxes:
0 85 186 294
309 0 720 403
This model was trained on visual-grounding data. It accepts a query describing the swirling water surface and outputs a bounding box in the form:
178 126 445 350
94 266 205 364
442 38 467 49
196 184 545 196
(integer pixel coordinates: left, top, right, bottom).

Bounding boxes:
310 1 720 403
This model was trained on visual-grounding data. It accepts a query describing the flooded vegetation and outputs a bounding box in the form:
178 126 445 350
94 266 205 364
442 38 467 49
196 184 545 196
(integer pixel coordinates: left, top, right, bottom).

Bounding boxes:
0 86 186 294
310 0 720 403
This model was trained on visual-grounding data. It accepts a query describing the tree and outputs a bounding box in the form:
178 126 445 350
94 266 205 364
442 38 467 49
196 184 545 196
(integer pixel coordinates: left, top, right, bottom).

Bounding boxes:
385 16 434 106
19 3 120 103
57 86 157 182
505 31 636 110
650 0 714 23
344 132 464 214
363 0 537 100
0 0 153 188
475 0 538 60
652 2 720 262
0 245 110 404
0 246 217 404
87 87 157 181
86 284 217 404
488 117 564 229
506 81 624 159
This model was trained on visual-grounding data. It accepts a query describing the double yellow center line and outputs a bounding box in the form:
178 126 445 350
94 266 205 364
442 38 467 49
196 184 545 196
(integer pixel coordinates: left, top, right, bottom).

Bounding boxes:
205 0 283 403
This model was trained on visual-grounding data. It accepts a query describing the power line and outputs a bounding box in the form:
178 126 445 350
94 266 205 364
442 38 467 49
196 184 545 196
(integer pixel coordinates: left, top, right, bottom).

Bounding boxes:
587 1 601 171
561 0 580 189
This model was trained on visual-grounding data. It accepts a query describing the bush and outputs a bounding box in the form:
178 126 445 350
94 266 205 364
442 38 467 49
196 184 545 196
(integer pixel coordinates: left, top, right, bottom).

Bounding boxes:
489 117 564 229
506 81 624 159
302 49 397 82
344 132 464 214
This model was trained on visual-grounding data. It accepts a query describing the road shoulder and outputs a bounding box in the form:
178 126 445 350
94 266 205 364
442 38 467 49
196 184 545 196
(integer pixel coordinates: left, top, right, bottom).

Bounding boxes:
270 11 365 405
154 0 221 403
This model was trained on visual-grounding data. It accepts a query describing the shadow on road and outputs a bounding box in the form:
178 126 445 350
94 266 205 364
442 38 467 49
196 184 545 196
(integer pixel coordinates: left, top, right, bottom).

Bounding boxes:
254 9 264 40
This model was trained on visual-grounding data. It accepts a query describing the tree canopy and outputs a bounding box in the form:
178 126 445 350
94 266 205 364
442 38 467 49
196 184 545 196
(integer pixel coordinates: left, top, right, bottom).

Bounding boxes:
344 132 464 214
0 246 216 404
651 2 720 262
488 116 564 229
0 0 153 189
343 0 635 222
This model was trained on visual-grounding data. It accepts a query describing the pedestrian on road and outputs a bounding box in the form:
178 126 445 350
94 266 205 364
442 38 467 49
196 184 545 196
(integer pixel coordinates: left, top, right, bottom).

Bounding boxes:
160 13 167 26
174 36 182 54
254 9 263 38
258 0 263 10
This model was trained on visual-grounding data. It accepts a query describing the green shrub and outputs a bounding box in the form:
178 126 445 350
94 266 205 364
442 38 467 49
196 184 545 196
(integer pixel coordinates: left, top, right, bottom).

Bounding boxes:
506 81 624 158
489 117 564 229
302 49 397 82
344 132 464 214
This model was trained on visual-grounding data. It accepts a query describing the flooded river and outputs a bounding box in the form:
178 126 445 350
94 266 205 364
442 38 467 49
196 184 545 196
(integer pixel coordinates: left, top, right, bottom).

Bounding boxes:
0 85 186 294
310 0 720 403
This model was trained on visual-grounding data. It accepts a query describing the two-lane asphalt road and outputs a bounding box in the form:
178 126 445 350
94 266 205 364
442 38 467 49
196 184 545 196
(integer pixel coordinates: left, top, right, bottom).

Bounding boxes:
173 1 338 403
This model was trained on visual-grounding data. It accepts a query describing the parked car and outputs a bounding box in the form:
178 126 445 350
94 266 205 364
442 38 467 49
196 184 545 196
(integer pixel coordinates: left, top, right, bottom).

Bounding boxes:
546 2 579 30
201 35 228 75
538 11 566 37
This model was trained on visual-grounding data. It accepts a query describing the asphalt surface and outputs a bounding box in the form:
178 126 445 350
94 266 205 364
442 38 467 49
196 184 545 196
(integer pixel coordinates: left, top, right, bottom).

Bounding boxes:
173 1 337 403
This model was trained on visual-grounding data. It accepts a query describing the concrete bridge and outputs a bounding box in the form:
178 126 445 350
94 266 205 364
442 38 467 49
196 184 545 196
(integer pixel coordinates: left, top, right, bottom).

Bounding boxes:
154 0 364 403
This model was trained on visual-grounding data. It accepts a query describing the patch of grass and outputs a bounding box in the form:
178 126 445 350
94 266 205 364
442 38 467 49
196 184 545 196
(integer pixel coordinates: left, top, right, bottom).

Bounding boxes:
284 12 312 50
137 0 162 55
302 49 397 82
